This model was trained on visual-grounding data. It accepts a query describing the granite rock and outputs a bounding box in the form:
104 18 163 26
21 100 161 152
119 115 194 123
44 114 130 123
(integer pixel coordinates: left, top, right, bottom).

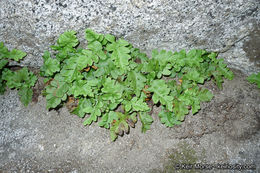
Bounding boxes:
0 67 259 172
0 0 259 74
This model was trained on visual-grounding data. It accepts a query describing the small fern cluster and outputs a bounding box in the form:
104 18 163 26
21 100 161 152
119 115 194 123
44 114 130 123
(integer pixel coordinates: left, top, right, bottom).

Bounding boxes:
40 29 234 141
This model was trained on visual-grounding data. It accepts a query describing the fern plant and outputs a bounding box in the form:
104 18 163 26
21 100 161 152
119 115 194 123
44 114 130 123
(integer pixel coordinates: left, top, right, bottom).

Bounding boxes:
247 72 260 89
0 42 37 106
41 29 234 141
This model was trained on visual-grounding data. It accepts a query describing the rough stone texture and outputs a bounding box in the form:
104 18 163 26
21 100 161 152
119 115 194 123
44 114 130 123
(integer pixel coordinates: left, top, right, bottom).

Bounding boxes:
0 0 259 74
0 0 260 172
0 69 259 172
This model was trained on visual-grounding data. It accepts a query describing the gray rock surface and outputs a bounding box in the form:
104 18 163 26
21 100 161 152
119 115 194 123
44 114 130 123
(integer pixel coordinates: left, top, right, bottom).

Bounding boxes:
0 0 259 74
0 0 260 172
0 69 259 172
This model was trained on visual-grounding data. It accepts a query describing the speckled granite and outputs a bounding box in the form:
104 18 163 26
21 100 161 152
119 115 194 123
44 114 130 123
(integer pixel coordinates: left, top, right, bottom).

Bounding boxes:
0 0 259 74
